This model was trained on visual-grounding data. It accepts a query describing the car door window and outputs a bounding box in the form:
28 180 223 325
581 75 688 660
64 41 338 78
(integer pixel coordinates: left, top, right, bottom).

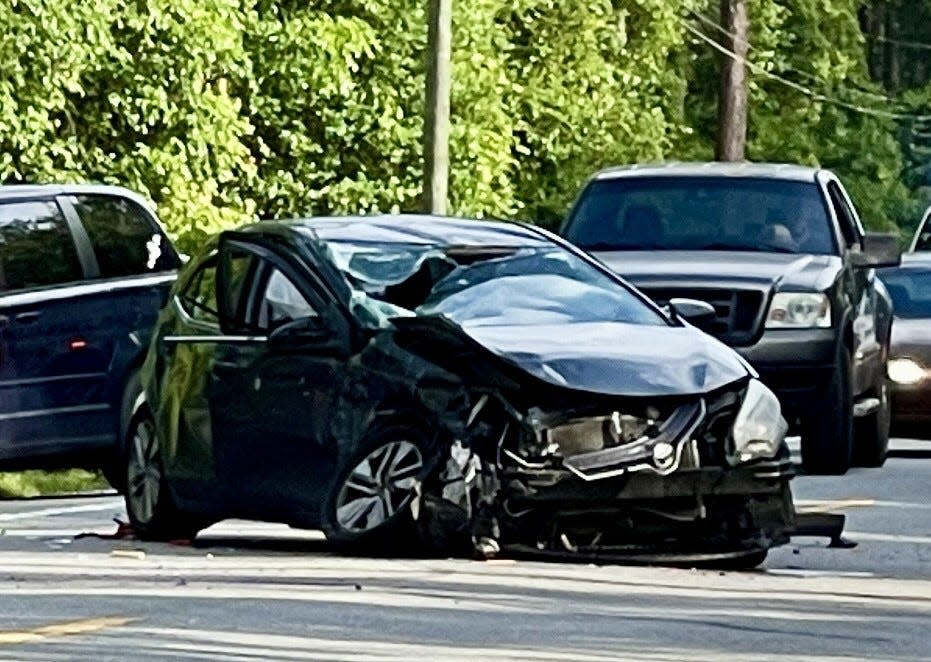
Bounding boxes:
179 258 220 324
71 194 180 278
256 267 318 332
827 183 860 249
0 200 83 292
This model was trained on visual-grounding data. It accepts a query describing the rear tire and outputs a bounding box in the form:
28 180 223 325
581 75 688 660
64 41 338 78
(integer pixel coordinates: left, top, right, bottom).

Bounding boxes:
124 411 204 541
801 344 853 475
321 423 433 554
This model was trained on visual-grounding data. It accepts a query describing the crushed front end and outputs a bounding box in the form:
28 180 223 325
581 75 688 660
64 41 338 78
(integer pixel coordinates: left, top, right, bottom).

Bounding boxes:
415 378 795 564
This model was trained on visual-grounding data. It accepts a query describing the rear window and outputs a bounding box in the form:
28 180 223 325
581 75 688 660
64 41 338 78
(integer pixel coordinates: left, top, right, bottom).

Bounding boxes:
565 176 836 255
72 194 179 278
0 200 83 292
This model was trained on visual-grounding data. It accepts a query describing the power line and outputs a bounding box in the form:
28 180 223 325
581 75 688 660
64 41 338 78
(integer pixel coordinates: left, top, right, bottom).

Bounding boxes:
690 10 898 107
681 19 931 123
872 34 931 52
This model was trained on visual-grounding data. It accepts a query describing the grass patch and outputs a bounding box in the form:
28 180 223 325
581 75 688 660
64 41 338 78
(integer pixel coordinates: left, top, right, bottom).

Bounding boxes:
0 469 109 498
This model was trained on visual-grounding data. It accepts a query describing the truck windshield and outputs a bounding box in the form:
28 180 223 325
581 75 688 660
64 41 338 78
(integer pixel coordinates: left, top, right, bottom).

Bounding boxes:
564 176 836 255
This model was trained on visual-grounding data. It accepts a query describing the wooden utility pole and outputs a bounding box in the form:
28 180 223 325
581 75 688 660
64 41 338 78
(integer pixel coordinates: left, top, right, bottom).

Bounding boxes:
715 0 749 162
423 0 453 215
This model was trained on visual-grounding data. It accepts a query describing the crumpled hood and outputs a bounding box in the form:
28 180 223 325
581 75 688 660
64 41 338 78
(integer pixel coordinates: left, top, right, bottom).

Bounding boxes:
592 250 840 292
454 320 751 397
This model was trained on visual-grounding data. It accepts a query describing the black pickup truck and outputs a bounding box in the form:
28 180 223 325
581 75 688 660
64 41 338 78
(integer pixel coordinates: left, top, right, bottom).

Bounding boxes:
562 163 901 474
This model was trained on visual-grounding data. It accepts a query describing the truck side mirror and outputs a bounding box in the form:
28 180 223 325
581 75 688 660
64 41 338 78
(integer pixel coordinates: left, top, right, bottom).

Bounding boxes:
853 233 901 269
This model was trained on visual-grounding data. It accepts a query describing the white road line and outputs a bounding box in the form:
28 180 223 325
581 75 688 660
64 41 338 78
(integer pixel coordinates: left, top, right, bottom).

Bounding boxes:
766 569 875 578
846 531 931 545
795 499 931 510
0 500 123 523
795 498 875 513
0 528 116 538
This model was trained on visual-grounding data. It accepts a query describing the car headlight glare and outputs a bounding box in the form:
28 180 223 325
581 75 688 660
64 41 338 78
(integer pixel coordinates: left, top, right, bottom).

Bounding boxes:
766 293 831 328
888 357 926 385
730 379 787 464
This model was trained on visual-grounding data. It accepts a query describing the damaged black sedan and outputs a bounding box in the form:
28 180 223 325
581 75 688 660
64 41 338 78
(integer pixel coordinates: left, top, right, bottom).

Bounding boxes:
125 215 795 566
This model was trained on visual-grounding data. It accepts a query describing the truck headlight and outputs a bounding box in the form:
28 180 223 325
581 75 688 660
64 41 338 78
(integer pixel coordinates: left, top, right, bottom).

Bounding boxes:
888 357 926 385
730 379 787 464
766 293 831 328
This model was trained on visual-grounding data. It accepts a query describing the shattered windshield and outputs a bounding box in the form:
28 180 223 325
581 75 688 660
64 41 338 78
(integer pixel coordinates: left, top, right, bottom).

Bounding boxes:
317 239 666 328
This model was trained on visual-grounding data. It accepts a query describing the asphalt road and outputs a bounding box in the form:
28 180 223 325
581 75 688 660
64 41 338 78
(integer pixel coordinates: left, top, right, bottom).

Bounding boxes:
0 440 929 661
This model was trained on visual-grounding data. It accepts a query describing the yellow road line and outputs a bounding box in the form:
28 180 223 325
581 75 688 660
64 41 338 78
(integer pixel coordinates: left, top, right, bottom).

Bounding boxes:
0 617 133 646
795 498 876 514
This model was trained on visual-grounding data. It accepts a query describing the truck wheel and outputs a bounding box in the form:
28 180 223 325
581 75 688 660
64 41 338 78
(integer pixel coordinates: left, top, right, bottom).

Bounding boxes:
801 345 853 475
854 379 890 468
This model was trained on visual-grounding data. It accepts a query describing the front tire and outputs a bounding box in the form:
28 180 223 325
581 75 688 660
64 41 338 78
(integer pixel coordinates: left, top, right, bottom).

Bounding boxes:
321 423 432 553
124 412 204 541
801 344 853 475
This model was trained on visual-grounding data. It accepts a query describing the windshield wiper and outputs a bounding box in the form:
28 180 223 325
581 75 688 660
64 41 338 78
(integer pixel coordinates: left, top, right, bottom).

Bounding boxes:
699 242 797 254
578 242 651 251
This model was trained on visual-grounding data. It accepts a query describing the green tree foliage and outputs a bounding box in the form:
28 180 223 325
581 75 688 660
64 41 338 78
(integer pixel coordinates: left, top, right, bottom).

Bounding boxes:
0 0 256 249
0 0 928 245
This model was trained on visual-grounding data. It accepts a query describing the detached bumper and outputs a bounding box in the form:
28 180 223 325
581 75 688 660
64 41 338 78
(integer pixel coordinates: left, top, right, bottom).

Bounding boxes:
737 328 837 427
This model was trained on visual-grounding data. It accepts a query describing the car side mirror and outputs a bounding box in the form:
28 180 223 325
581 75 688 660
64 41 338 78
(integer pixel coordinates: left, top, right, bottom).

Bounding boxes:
669 298 716 332
853 233 901 269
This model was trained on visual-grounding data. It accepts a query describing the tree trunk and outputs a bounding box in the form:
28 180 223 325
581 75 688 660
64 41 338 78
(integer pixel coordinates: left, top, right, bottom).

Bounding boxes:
866 4 885 83
885 6 901 91
715 0 749 162
422 0 453 215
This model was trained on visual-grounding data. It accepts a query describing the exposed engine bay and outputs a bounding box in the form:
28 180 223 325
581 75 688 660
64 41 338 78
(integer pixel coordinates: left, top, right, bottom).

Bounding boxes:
406 384 795 564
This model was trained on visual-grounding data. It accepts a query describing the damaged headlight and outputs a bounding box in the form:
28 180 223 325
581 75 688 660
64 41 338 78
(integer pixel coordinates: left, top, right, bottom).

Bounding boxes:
730 379 787 464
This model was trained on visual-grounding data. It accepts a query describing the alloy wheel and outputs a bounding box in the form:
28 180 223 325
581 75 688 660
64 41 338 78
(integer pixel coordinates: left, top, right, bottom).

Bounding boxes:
335 440 424 533
127 418 162 525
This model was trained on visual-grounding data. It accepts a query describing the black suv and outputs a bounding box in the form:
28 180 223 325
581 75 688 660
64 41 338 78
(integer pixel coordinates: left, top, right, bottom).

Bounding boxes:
562 163 901 474
0 185 182 486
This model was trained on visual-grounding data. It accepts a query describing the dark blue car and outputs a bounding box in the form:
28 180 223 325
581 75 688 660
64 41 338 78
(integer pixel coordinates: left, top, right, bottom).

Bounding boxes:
0 185 182 488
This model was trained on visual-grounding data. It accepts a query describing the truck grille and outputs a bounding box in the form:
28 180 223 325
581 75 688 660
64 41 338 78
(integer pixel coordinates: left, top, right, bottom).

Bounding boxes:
640 287 766 346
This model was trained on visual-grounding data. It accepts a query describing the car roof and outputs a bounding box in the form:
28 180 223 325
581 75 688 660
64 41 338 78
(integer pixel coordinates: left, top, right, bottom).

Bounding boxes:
0 183 147 200
254 214 550 248
592 162 822 183
0 184 157 214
